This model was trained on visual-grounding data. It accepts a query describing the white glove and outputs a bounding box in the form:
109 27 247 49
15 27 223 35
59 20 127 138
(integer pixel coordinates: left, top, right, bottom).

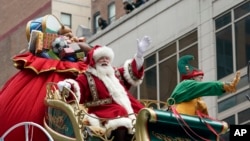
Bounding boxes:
136 36 152 58
57 81 71 92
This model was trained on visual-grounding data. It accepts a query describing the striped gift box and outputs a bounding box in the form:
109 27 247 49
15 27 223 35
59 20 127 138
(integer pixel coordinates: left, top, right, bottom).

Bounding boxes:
43 33 59 49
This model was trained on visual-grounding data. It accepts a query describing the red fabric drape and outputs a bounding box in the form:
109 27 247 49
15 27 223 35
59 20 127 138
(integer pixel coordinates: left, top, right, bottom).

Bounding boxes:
0 52 87 141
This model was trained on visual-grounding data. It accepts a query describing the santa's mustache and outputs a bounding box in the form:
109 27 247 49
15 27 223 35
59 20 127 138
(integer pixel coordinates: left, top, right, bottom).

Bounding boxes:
95 63 114 76
100 62 108 66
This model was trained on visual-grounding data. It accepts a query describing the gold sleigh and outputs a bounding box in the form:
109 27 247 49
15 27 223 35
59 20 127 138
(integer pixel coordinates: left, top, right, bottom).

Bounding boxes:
44 83 228 141
44 82 169 141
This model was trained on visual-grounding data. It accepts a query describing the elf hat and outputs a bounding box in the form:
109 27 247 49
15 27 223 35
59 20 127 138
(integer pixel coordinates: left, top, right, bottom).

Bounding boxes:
178 55 204 80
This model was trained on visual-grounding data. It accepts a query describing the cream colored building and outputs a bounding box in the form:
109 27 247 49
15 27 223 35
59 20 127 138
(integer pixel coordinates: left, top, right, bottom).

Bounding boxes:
0 0 92 87
52 0 92 38
87 1 250 140
1 0 249 139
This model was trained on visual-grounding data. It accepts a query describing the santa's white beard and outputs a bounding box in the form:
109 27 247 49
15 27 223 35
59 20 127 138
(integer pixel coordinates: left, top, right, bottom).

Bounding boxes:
95 63 114 77
88 62 134 115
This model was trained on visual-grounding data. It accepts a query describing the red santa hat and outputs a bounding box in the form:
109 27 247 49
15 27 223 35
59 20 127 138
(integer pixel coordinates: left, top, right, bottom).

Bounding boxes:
85 45 114 67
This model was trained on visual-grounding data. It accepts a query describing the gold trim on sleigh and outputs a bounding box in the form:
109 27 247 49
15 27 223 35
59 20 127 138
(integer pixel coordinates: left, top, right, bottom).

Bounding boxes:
44 83 169 141
44 82 114 141
45 82 229 141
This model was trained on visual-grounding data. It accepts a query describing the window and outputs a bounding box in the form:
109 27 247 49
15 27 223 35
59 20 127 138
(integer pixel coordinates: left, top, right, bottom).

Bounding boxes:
215 21 233 79
139 30 198 101
218 96 237 112
108 2 116 24
215 1 250 79
223 115 236 125
159 55 177 101
238 108 250 124
61 13 72 28
93 12 101 34
217 2 250 124
140 64 157 100
218 86 249 112
216 2 250 120
220 115 235 140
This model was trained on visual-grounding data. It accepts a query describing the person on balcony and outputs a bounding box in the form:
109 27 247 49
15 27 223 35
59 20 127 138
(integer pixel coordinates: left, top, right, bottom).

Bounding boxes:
133 0 145 8
98 17 108 30
123 0 135 14
57 36 152 141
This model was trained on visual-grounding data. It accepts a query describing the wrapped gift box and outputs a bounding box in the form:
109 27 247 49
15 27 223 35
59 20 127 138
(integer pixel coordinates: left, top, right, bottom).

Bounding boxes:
59 47 75 59
43 33 59 50
68 43 81 53
35 31 44 54
28 30 41 54
75 52 85 60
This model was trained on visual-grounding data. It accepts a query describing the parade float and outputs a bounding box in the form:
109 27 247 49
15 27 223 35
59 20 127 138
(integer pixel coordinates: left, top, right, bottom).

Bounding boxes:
43 82 228 141
0 14 230 141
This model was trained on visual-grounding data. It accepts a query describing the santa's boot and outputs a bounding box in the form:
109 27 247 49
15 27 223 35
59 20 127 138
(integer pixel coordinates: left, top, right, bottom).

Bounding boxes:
110 127 133 141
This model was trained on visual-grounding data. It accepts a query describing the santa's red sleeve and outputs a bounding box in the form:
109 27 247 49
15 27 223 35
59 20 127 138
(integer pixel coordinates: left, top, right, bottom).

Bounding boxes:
123 59 144 86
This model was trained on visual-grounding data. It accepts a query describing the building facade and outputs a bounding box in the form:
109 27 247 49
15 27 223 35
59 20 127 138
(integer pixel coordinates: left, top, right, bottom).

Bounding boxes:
87 0 250 135
1 0 249 139
91 0 126 34
52 0 91 37
0 0 51 86
0 0 91 87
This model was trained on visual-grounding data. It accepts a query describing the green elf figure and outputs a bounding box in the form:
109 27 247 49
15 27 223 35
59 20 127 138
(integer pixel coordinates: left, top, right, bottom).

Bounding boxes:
168 55 241 116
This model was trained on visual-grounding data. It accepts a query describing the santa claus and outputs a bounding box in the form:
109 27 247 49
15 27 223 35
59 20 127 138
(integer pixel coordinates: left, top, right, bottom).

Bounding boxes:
57 36 152 141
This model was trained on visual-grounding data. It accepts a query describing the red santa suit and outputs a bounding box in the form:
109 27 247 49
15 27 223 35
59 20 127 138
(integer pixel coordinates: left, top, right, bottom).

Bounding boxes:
61 45 145 133
0 52 88 141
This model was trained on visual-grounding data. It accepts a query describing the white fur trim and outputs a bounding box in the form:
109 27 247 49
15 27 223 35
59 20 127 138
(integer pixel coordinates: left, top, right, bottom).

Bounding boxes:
86 114 102 127
64 79 81 103
123 59 143 86
105 117 134 134
93 46 114 62
87 67 135 115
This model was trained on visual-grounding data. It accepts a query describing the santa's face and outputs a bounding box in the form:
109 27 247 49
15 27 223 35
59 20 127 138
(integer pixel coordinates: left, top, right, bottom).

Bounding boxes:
96 56 110 66
95 56 114 76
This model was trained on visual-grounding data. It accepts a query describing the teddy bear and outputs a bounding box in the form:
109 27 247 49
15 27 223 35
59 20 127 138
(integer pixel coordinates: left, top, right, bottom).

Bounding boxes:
58 25 86 43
